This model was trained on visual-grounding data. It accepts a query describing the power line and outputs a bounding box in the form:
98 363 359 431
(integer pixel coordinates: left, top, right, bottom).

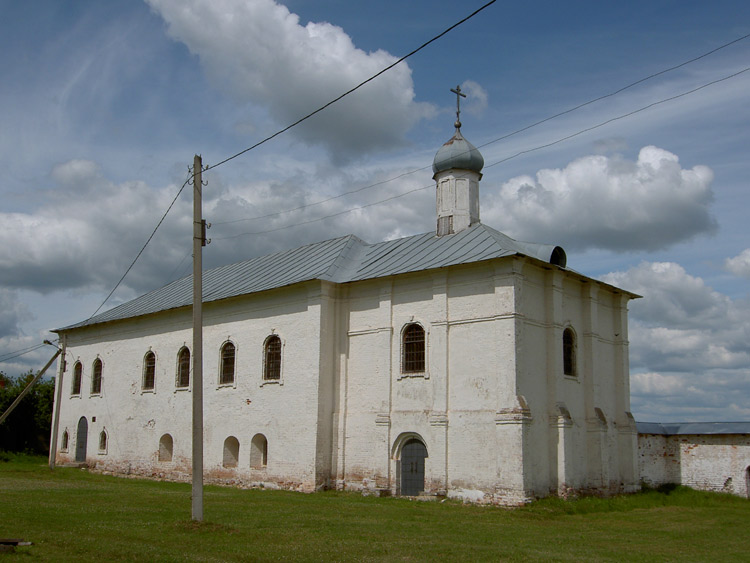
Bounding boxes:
87 0 497 317
484 66 750 170
212 31 750 228
476 32 750 151
0 341 55 364
204 1 497 173
212 65 750 242
88 168 195 319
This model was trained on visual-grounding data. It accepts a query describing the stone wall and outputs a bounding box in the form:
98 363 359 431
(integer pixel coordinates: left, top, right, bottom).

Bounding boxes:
638 432 750 497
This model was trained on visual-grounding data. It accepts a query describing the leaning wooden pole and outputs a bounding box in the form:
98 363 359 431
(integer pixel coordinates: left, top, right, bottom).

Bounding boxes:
0 347 61 426
192 154 204 521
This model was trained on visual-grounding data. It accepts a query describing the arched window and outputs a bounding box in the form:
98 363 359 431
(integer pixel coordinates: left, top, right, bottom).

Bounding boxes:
223 436 239 468
159 434 173 462
220 342 236 385
143 351 156 390
61 430 69 451
402 323 426 373
71 361 82 395
263 336 281 381
563 327 577 377
176 347 190 388
91 358 103 394
250 434 268 469
98 429 107 453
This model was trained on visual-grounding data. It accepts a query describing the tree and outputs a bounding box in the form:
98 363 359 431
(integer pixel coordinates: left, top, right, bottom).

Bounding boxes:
0 371 56 454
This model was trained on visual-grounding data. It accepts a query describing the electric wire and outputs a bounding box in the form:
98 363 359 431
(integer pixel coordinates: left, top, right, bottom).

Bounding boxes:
88 168 195 319
0 342 50 363
212 31 750 228
203 0 497 173
85 0 497 319
213 65 750 241
483 66 750 170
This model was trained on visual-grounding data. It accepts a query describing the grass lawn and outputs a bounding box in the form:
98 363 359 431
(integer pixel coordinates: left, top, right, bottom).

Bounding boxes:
1 454 748 562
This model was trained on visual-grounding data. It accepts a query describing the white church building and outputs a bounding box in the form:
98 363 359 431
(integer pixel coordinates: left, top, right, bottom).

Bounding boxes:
50 113 641 504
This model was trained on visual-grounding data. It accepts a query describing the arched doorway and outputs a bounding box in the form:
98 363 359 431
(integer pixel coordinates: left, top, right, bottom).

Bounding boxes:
399 438 428 496
75 417 88 462
745 466 750 499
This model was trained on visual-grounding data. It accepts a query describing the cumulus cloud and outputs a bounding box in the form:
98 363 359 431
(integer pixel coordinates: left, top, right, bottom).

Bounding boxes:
0 290 30 340
0 156 436 304
724 248 750 278
603 261 750 421
484 146 717 251
145 0 434 160
0 160 193 296
460 80 488 116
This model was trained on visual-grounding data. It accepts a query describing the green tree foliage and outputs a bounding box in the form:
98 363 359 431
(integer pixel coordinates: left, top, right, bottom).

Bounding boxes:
0 371 56 454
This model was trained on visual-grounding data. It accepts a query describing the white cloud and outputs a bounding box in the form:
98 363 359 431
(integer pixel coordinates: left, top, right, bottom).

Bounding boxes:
0 160 193 295
0 290 31 340
603 261 750 421
145 0 435 160
483 146 716 251
725 248 750 278
0 155 436 305
631 372 684 397
460 80 488 116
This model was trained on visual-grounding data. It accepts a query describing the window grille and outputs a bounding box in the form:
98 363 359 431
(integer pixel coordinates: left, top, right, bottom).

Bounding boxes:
176 347 190 388
220 342 236 385
143 351 156 390
263 336 281 380
402 324 426 373
91 358 103 394
98 430 107 452
71 362 82 395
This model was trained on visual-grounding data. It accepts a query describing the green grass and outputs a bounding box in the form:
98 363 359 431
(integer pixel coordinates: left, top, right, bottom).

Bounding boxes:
1 456 748 562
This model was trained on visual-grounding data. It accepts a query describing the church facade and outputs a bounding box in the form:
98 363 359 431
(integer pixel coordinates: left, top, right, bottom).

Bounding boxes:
50 120 640 504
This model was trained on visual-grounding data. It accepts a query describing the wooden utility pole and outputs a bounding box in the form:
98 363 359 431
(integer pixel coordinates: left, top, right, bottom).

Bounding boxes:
49 335 67 469
192 155 205 521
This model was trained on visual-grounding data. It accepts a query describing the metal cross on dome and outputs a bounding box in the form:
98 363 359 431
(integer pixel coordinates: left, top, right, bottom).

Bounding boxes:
450 84 466 129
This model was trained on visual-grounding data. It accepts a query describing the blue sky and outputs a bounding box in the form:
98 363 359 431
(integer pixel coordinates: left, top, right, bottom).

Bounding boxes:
1 0 749 422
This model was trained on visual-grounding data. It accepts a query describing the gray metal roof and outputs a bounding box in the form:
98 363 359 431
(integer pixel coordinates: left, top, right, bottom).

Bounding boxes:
636 421 750 435
57 223 570 331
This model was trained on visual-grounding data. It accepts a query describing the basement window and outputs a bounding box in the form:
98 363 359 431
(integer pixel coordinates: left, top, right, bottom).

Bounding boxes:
223 436 239 468
98 429 108 454
159 434 173 462
250 434 268 469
